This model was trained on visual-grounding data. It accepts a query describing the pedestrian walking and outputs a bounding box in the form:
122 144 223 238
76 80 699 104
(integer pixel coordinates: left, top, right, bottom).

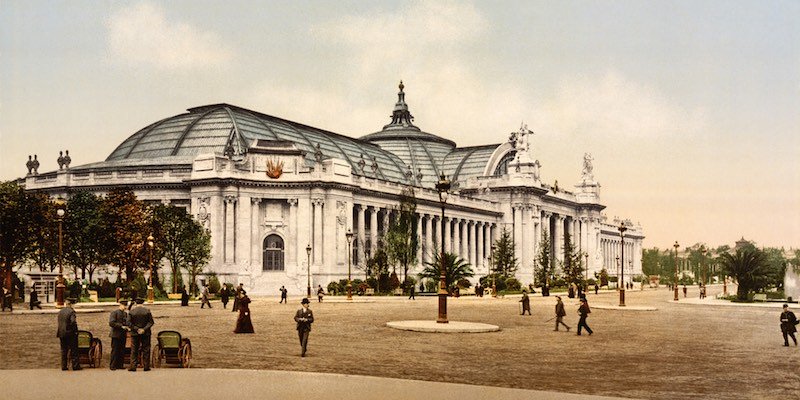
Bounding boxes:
29 283 42 310
108 300 129 370
294 298 314 357
200 283 212 308
475 282 482 297
317 285 324 302
554 296 570 331
234 290 254 334
56 297 81 371
682 284 687 298
408 284 415 300
519 290 531 315
594 283 599 295
232 283 243 312
127 297 154 371
220 284 230 309
180 285 189 306
279 285 288 304
576 298 593 336
780 304 798 346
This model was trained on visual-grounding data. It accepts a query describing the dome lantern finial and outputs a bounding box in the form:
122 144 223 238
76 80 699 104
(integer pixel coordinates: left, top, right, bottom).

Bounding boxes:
399 80 404 92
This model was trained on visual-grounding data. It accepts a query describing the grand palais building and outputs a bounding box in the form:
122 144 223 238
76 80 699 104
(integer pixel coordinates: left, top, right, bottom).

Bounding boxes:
20 83 644 295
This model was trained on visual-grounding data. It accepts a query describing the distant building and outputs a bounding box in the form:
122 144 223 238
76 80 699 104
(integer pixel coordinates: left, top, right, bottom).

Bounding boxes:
19 83 644 294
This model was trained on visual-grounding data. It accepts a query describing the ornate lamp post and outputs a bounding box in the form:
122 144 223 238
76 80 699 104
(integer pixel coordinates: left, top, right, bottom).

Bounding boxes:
618 222 627 307
490 244 497 298
435 173 451 323
55 197 66 307
147 234 154 303
701 248 708 287
306 244 312 297
345 230 354 300
584 252 589 284
673 241 680 301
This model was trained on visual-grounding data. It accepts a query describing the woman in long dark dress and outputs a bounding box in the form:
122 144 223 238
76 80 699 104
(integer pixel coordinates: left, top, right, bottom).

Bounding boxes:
234 291 254 334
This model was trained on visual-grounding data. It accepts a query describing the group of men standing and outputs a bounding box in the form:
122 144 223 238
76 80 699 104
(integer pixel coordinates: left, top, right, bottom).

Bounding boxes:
56 296 154 371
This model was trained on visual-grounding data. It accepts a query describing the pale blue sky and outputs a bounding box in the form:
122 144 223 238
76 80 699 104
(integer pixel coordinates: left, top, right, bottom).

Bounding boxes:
1 0 798 249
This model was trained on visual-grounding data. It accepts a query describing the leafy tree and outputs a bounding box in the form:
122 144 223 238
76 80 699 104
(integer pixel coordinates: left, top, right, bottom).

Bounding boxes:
418 252 473 292
99 189 151 282
385 188 418 285
491 228 517 279
366 248 389 292
64 192 105 281
27 193 59 273
183 226 211 296
560 231 584 287
719 247 768 301
0 181 44 291
151 204 209 293
535 227 551 291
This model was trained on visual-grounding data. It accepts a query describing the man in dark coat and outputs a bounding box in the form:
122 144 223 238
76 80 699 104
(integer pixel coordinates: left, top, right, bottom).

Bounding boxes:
220 284 230 309
180 285 189 306
29 283 42 310
408 284 415 300
294 298 314 357
577 298 593 336
780 304 798 346
279 285 288 304
127 298 154 371
519 290 531 315
554 296 570 331
108 300 129 370
56 297 81 370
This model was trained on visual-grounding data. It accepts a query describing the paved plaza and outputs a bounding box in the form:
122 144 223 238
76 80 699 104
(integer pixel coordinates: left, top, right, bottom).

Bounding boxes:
1 285 799 399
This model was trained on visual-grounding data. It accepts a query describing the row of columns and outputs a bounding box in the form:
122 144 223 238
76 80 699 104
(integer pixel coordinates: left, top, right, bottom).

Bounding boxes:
351 204 498 274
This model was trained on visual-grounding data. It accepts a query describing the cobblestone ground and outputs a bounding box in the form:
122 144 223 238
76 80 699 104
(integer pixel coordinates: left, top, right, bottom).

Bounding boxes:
1 285 798 399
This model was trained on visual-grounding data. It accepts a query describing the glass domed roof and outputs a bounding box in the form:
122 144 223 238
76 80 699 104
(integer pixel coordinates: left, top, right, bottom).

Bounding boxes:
106 104 413 184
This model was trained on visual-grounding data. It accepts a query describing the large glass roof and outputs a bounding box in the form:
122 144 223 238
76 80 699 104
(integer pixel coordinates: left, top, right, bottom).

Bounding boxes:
106 104 413 184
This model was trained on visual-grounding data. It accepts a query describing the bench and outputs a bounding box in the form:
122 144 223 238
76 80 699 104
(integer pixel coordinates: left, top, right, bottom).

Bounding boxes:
87 290 98 303
365 288 375 296
753 293 767 301
393 288 404 295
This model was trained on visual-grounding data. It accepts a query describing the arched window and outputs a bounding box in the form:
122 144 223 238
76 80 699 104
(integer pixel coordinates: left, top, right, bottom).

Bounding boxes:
493 151 516 176
263 234 284 271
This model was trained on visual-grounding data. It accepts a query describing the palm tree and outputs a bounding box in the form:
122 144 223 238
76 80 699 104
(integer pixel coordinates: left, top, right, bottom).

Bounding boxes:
719 247 768 301
419 252 473 291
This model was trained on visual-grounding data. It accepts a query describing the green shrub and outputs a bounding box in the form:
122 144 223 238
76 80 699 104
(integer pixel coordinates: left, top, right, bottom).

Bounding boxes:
424 278 438 292
456 278 472 289
505 277 521 291
388 272 401 291
207 273 221 294
479 275 506 292
327 281 340 295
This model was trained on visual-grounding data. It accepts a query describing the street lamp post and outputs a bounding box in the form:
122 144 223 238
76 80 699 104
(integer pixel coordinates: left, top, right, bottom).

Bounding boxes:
147 234 154 303
345 230 354 300
435 173 451 323
673 241 679 301
306 244 312 297
55 198 66 307
618 223 627 307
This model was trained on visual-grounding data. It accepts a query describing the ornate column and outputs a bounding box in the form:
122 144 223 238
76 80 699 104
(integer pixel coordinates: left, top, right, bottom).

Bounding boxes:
483 223 491 265
512 203 523 268
460 219 469 261
357 204 366 267
249 198 262 270
416 213 424 270
287 198 298 269
432 215 440 254
224 195 237 264
554 215 564 264
444 217 452 254
425 214 433 265
312 198 324 267
476 222 484 272
369 206 378 256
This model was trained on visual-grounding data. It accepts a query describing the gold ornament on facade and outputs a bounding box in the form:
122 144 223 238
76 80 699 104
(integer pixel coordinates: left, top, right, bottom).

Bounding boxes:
266 158 284 179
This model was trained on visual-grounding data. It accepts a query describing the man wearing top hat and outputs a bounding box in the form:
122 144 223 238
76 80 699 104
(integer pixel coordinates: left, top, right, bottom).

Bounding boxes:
109 299 129 370
56 297 81 370
127 297 154 371
294 298 314 357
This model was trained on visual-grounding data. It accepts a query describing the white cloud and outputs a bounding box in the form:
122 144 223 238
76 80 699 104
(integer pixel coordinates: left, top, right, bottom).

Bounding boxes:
106 1 232 69
535 71 707 138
